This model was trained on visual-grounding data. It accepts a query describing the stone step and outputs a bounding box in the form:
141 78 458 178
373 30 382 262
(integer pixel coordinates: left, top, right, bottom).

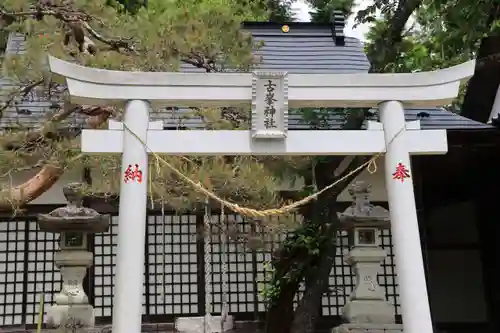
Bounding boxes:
176 315 234 333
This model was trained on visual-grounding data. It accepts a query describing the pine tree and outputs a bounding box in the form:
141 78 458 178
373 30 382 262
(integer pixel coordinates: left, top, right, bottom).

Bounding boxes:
0 0 296 214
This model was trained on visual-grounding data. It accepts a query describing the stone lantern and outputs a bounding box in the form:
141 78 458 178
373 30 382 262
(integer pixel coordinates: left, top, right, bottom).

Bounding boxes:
37 182 110 330
332 181 402 333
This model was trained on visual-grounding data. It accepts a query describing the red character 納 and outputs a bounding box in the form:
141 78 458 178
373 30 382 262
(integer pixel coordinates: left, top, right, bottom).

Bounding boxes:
124 164 143 184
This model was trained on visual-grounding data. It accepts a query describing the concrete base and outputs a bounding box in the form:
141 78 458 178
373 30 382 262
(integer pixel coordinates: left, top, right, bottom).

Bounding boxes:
176 315 234 333
332 323 403 333
341 300 395 324
46 304 95 329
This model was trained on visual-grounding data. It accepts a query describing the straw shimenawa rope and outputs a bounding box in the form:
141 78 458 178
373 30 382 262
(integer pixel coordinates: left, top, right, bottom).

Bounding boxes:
121 124 404 218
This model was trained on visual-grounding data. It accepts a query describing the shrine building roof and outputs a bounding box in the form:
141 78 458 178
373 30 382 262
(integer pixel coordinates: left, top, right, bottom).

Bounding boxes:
0 23 492 131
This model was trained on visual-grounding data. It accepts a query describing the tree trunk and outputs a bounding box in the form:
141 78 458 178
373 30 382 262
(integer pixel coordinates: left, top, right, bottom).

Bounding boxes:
275 1 427 331
289 155 369 333
264 109 368 333
461 36 500 122
0 164 64 210
264 160 339 333
367 0 424 73
0 111 110 212
289 185 340 333
290 235 338 333
264 277 300 333
264 235 311 333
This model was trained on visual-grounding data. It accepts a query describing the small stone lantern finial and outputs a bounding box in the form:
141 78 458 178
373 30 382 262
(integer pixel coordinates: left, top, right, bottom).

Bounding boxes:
333 182 402 333
37 183 110 331
63 182 84 207
340 181 389 248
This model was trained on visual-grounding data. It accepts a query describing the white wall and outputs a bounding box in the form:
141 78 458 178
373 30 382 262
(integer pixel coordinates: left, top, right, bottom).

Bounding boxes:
279 158 388 202
337 160 387 201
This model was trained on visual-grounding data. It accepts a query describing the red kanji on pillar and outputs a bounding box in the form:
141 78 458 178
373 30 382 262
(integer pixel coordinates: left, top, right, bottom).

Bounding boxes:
392 162 410 183
124 164 143 184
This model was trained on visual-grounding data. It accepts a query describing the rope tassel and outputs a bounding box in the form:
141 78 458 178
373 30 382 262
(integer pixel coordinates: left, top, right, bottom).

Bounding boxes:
202 199 230 333
204 198 213 333
219 204 229 332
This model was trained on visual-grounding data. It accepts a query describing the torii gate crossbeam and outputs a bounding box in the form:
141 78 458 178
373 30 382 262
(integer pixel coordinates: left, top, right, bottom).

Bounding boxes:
82 122 446 155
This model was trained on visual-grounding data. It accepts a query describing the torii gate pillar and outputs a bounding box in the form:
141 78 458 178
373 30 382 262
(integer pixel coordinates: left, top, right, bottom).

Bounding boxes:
380 101 433 333
112 100 151 333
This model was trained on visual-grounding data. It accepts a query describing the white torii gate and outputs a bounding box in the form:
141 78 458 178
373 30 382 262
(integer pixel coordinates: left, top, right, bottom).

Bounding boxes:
48 56 475 333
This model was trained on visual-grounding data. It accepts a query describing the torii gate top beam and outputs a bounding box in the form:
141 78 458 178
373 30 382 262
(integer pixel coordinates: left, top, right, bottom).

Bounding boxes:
48 56 475 109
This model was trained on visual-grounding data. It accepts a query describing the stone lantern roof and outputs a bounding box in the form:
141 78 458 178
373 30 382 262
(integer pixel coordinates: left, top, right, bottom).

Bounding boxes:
37 182 109 233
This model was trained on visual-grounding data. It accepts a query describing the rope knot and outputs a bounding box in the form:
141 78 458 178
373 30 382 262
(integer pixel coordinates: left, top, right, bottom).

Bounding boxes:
367 158 378 174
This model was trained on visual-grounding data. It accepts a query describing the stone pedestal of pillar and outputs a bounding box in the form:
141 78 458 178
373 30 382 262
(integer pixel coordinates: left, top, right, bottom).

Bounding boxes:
332 182 403 333
37 183 110 331
47 251 95 329
334 323 403 333
341 247 395 324
176 315 234 333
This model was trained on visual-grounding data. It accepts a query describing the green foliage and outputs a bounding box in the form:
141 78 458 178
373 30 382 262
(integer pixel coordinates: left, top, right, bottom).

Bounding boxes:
3 0 266 76
258 260 279 302
361 0 500 110
112 0 147 13
266 0 296 21
360 0 500 74
306 0 355 23
259 223 330 304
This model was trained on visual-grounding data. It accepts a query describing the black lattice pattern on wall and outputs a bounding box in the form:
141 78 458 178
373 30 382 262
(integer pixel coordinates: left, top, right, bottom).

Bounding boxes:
208 214 305 314
0 219 26 326
321 230 354 316
379 228 400 315
93 215 147 319
208 214 257 314
207 215 399 318
0 212 400 326
147 214 200 316
25 221 61 325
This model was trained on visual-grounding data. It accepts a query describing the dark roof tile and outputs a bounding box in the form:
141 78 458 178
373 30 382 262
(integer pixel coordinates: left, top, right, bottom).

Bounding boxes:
157 107 493 131
247 23 369 73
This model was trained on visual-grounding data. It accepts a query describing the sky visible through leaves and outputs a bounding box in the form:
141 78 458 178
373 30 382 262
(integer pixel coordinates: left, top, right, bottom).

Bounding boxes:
293 0 371 40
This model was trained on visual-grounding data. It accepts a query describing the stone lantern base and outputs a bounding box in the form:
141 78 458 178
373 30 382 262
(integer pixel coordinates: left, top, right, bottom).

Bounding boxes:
332 323 403 333
46 304 95 328
46 251 95 329
342 299 396 324
175 315 234 333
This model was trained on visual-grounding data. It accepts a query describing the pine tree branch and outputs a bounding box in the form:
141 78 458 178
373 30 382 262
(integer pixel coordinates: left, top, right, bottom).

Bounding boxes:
1 4 217 71
0 78 45 118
